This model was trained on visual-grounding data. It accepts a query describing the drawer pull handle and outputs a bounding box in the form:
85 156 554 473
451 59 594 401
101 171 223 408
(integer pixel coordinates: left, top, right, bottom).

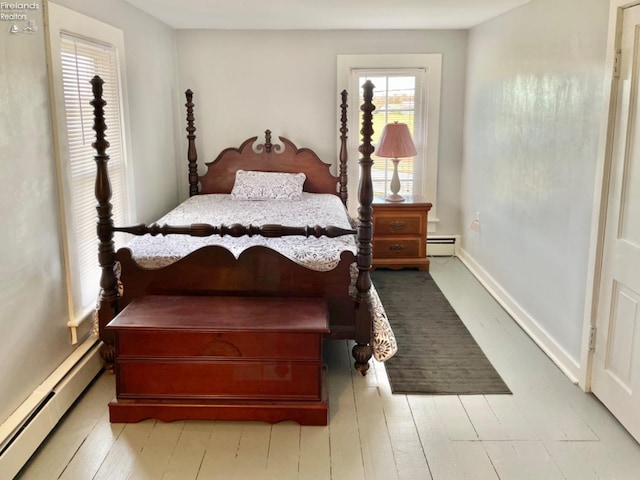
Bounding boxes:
389 244 405 252
390 221 406 230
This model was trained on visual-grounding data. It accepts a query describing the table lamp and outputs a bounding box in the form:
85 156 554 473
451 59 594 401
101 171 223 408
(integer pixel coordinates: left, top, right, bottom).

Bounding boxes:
376 121 417 202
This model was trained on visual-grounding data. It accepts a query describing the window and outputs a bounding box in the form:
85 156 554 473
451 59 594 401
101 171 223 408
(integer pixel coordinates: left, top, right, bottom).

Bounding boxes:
337 54 442 228
46 3 133 342
355 71 424 198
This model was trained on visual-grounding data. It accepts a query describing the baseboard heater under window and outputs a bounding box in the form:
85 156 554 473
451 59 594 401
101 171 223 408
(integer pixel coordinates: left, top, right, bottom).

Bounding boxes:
427 236 457 256
0 337 102 479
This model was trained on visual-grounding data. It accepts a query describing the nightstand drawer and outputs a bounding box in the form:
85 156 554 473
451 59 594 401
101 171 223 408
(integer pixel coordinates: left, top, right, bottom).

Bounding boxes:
374 213 423 235
373 238 423 258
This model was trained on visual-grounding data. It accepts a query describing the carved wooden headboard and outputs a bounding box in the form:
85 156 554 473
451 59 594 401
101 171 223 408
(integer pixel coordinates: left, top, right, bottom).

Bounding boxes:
185 90 350 204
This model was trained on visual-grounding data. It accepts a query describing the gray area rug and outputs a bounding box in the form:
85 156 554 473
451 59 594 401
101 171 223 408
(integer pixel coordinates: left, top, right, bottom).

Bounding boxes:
372 269 511 395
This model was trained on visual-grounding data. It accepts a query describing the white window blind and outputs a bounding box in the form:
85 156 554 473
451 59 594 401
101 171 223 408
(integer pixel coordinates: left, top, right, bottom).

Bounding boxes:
59 34 128 322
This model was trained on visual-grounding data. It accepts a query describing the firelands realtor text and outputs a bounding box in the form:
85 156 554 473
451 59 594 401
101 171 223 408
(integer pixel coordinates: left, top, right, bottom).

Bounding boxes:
1 2 39 8
1 2 38 21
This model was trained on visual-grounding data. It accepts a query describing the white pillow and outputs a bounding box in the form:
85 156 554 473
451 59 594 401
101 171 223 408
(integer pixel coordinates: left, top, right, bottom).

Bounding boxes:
230 170 306 201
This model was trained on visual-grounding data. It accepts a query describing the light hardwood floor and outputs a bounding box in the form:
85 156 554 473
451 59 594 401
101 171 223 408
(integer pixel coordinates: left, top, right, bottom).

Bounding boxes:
16 258 640 480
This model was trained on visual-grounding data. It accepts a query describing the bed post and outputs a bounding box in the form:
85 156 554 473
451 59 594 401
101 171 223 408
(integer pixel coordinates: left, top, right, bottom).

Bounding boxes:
339 90 348 206
185 89 199 196
91 75 119 369
353 80 375 375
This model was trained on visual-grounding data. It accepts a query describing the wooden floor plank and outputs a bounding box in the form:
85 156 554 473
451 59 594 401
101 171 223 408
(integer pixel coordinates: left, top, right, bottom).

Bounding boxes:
484 440 567 480
507 394 568 441
196 421 243 480
91 420 156 480
326 340 366 480
544 440 600 480
432 396 477 441
55 410 126 480
511 441 565 480
484 395 538 441
409 395 467 480
450 441 499 480
298 425 331 480
327 407 366 480
125 420 184 480
353 385 399 480
264 422 300 479
376 364 431 479
162 420 212 480
577 440 640 479
460 396 509 441
233 422 272 471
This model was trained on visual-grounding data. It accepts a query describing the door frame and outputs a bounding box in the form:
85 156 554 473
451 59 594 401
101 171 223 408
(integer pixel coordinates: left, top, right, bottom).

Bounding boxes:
580 0 640 390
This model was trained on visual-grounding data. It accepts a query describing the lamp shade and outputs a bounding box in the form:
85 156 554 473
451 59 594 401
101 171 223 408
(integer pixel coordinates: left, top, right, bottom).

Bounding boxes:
376 122 417 158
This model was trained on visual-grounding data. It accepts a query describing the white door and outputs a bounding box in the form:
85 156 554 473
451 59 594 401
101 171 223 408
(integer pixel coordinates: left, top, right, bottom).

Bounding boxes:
592 4 640 444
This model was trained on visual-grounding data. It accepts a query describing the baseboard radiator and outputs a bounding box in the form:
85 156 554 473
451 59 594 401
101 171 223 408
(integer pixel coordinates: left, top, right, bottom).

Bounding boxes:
0 336 103 480
427 236 458 256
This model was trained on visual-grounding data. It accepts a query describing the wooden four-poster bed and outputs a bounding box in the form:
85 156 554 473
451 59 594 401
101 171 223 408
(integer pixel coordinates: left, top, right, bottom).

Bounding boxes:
92 77 394 388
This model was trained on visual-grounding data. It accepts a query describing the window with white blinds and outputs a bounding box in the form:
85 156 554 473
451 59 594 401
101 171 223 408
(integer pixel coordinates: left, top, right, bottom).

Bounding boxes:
58 34 128 321
46 2 132 340
337 54 442 222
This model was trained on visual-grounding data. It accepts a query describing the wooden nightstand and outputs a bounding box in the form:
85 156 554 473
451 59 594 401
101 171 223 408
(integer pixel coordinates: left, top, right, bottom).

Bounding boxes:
372 195 432 272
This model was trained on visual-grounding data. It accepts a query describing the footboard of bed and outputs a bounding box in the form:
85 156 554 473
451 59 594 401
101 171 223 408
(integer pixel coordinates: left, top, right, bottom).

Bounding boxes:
97 246 360 354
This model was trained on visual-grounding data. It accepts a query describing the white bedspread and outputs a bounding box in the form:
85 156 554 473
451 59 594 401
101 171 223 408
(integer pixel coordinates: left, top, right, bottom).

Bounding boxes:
127 193 356 271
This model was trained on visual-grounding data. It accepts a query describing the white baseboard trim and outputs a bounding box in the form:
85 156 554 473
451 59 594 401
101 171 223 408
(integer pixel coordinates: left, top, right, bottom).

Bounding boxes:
0 336 103 480
458 249 581 384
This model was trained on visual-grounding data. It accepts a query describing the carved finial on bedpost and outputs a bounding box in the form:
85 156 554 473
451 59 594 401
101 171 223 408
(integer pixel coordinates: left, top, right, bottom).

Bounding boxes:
339 90 349 206
264 129 273 153
185 89 199 196
91 75 118 367
353 80 375 375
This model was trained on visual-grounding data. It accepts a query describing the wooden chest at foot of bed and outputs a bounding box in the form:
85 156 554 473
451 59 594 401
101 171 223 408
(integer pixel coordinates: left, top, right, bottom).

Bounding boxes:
105 295 330 426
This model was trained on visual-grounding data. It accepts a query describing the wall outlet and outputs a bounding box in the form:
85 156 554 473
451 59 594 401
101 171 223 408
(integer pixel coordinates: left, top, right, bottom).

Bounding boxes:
470 211 480 232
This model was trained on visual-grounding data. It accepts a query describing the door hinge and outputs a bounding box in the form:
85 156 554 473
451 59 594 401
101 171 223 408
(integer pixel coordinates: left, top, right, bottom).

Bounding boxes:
613 49 622 78
589 326 597 351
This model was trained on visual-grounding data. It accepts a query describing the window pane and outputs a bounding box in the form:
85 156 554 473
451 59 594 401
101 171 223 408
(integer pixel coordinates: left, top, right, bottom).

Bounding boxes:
359 74 417 198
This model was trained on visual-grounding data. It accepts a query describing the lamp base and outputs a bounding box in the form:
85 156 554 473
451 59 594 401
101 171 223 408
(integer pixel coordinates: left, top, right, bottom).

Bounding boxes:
385 193 405 202
386 158 405 202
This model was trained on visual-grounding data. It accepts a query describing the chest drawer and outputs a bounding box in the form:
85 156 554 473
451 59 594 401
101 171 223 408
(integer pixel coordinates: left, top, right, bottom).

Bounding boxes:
116 330 322 361
374 212 423 235
116 359 322 400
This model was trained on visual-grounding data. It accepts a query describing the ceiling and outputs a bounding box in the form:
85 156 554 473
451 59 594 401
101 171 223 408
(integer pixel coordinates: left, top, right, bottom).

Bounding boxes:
124 0 531 30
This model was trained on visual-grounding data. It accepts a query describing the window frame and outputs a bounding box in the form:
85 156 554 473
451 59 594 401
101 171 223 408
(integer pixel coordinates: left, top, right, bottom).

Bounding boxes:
337 54 442 230
45 2 134 343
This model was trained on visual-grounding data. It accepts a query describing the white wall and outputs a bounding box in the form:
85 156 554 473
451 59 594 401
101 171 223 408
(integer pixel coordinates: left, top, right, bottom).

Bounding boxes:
462 0 609 370
0 0 178 425
0 1 69 425
176 29 467 235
